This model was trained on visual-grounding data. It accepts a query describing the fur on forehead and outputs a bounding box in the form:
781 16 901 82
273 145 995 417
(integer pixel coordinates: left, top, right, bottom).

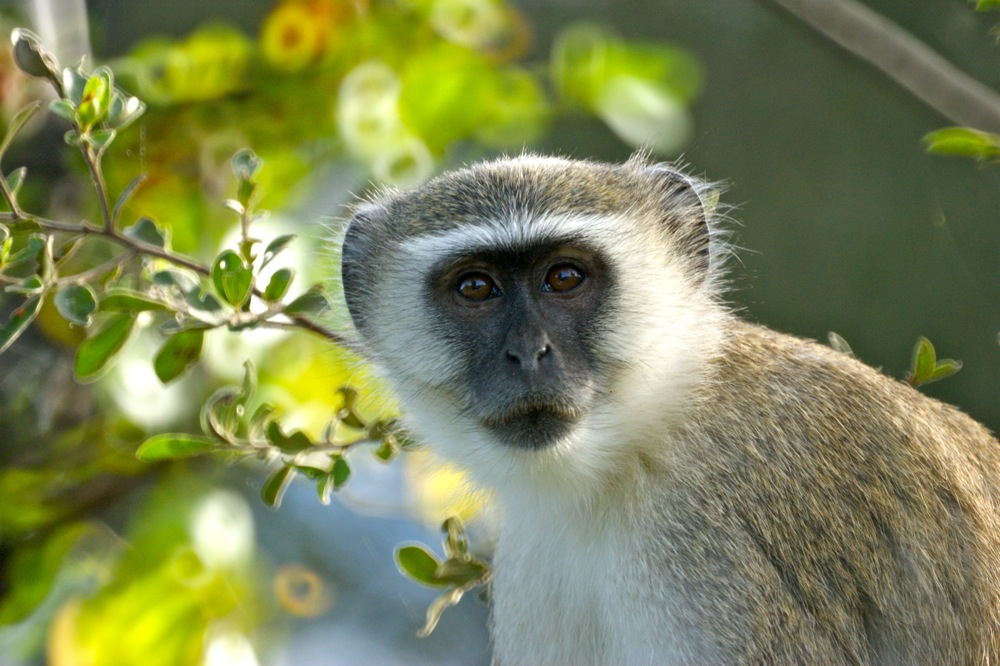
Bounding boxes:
347 153 721 270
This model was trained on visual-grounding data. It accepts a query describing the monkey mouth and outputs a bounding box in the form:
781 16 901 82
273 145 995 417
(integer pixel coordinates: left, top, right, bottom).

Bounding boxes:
479 401 583 450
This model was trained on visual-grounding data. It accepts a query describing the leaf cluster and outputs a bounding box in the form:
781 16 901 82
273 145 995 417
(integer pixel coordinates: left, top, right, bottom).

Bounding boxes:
395 517 491 637
136 365 412 510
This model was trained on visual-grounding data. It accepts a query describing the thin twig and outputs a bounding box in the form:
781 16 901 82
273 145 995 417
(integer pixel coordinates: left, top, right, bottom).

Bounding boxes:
82 145 115 232
759 0 1000 133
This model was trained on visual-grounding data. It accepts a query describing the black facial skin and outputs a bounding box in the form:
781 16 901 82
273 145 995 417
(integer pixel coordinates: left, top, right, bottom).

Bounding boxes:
430 241 609 450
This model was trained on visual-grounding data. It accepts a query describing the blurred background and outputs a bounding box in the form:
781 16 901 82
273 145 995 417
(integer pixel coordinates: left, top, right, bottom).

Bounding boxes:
0 0 998 664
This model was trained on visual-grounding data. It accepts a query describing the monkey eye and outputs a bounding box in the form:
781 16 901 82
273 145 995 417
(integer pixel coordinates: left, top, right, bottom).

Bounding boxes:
542 264 585 293
456 272 500 301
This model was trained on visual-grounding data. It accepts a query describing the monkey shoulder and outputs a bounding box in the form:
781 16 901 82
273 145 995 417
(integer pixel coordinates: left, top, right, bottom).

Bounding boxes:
640 319 1000 661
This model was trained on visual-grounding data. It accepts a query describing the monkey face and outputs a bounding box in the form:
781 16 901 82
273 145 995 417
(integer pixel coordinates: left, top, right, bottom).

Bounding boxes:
426 241 611 450
340 155 725 491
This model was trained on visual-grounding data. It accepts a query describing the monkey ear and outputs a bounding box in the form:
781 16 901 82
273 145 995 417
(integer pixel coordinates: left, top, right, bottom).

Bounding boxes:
340 202 386 333
637 160 718 279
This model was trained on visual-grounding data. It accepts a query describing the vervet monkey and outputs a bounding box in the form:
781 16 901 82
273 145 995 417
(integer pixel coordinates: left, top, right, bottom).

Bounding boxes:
339 154 1000 664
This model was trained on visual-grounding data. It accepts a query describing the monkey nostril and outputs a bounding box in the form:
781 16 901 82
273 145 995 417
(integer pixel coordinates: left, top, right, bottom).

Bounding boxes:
538 344 552 360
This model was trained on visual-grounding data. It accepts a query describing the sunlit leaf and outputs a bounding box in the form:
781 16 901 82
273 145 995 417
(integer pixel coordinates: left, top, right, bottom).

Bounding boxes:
263 267 294 302
907 336 963 388
136 433 219 461
74 313 135 381
976 0 1000 10
53 284 98 327
0 294 42 354
261 464 296 509
923 127 1000 161
211 249 253 307
395 545 447 588
153 329 204 384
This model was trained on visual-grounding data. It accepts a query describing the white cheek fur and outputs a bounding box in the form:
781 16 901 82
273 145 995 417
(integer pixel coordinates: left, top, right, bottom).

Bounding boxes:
367 212 724 505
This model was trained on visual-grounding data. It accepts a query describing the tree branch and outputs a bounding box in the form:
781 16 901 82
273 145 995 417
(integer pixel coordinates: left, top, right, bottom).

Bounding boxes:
759 0 1000 133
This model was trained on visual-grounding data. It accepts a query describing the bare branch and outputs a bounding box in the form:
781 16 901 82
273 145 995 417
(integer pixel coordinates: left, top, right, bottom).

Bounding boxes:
759 0 1000 133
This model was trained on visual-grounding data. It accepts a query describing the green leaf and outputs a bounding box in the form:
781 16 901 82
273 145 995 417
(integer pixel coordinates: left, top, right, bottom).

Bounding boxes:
443 516 468 557
10 29 58 81
5 167 27 198
136 433 219 461
261 234 296 267
53 284 98 327
373 437 398 463
284 285 329 317
317 474 335 505
265 421 312 452
84 128 116 155
434 558 488 586
332 457 351 488
200 361 257 441
232 148 263 181
1 233 45 268
112 174 147 226
395 545 448 588
0 101 41 159
49 99 75 122
248 403 276 440
106 93 145 131
261 465 296 509
0 225 9 262
907 336 963 388
211 249 253 307
100 289 168 312
827 331 854 356
5 275 44 296
263 268 294 302
153 329 204 384
74 313 135 381
923 127 1000 161
152 268 199 293
976 0 1000 10
911 337 936 383
0 294 42 354
122 216 167 248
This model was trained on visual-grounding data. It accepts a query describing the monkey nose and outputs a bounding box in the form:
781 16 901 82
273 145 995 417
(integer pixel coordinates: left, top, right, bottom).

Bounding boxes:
505 340 552 372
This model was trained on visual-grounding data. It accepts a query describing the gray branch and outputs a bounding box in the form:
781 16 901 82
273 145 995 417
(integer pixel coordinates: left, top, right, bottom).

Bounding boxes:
760 0 1000 133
